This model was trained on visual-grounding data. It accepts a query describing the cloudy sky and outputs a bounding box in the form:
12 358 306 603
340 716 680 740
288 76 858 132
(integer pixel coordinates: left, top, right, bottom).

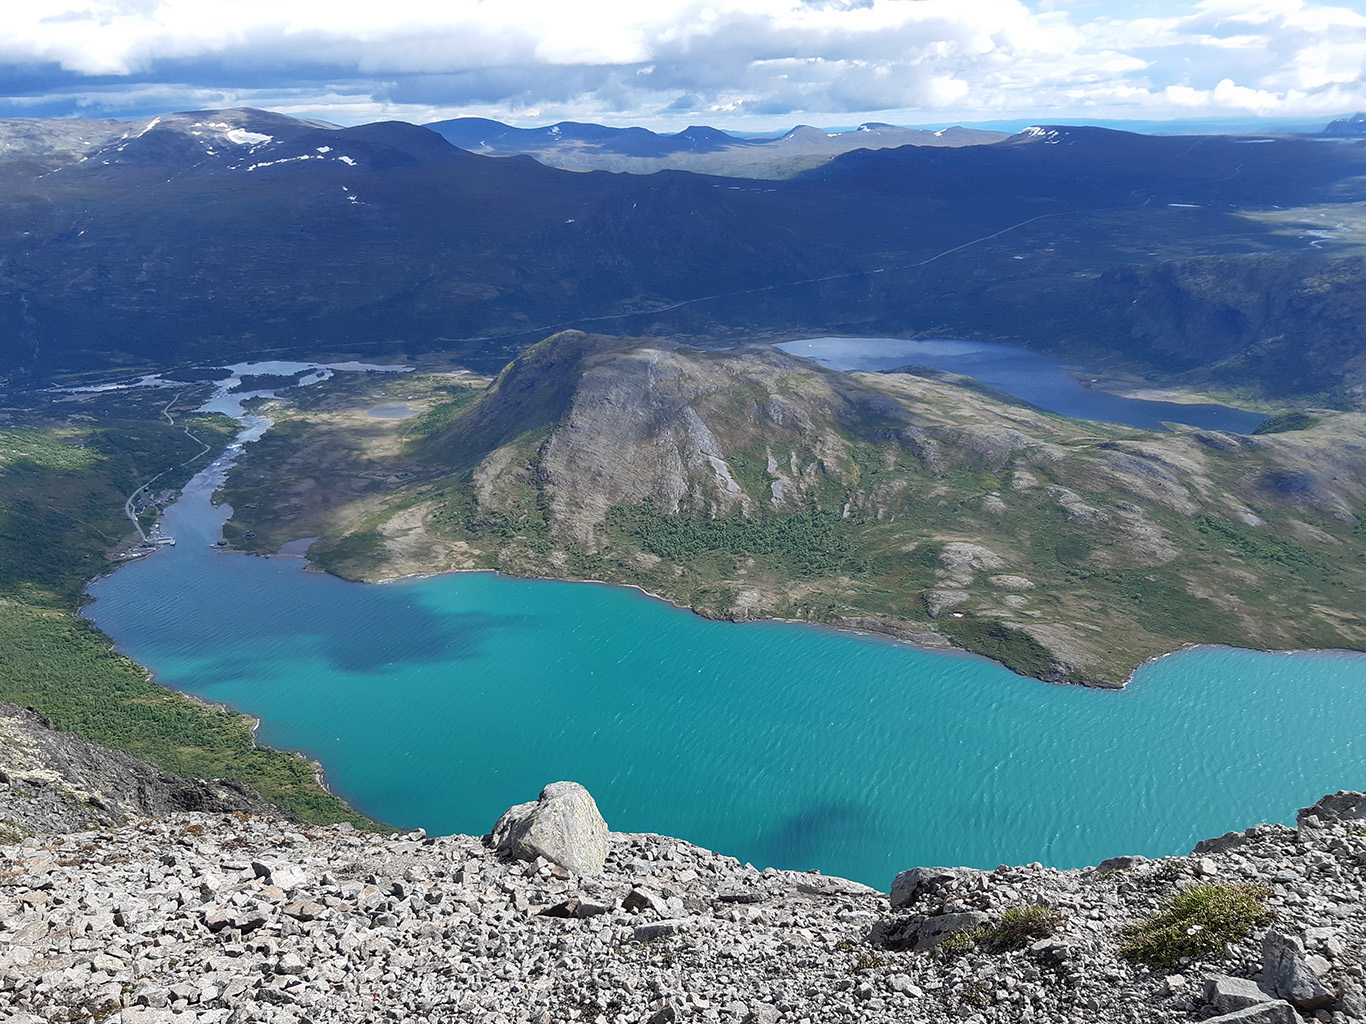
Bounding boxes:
3 0 1364 129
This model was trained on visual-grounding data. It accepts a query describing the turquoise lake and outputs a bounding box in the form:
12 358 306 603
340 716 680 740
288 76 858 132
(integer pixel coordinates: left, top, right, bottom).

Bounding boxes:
81 364 1364 890
87 469 1366 889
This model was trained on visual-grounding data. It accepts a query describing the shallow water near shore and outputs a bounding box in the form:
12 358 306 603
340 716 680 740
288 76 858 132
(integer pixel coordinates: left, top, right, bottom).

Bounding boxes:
87 471 1366 888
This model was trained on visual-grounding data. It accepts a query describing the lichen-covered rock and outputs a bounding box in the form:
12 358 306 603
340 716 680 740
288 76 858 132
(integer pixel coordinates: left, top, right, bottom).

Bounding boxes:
488 780 610 877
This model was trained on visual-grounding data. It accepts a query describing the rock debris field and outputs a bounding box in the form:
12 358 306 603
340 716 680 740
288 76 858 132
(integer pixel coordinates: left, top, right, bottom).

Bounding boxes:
5 783 1366 1024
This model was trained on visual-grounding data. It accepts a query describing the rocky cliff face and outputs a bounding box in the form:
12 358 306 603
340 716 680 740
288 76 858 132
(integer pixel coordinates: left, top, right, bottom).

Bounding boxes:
0 702 275 839
3 766 1366 1024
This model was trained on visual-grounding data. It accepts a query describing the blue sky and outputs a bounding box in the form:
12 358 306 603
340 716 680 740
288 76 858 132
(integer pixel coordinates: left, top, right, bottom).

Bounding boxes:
2 0 1363 128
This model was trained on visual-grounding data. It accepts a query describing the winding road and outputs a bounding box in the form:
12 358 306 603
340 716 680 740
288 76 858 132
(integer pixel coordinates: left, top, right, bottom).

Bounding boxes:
122 388 215 544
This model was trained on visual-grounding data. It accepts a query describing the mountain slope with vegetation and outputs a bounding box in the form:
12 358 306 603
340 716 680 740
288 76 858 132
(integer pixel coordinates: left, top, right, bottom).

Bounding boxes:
1 110 1363 409
219 332 1366 687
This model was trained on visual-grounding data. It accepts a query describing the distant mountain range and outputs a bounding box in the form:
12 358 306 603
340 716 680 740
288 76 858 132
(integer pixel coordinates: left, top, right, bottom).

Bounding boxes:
0 108 1363 405
423 118 1009 178
1324 113 1366 136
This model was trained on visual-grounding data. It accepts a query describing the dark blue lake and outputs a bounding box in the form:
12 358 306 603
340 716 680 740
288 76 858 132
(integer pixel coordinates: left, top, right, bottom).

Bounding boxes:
776 337 1266 433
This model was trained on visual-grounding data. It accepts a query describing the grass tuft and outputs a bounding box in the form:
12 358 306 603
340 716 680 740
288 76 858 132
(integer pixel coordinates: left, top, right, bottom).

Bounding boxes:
988 904 1067 950
849 950 886 973
934 903 1064 958
1119 882 1274 969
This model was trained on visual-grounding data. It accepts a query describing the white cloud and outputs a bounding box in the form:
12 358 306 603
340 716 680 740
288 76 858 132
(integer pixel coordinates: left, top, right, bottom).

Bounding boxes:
2 0 1364 126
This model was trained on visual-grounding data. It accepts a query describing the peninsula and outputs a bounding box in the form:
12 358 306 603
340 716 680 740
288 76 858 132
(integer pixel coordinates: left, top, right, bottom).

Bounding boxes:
218 331 1366 687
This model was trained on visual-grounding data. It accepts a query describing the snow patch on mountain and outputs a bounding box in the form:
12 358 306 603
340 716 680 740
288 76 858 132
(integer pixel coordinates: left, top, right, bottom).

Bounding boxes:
226 128 273 146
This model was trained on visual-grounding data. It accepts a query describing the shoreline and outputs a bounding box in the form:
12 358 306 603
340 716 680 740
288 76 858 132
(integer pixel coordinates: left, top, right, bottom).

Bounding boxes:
74 592 371 827
349 557 1366 692
81 527 1366 874
72 357 1364 849
90 538 1366 847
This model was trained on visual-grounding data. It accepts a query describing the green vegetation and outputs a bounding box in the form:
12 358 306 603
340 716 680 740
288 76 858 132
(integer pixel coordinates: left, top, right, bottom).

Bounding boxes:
0 407 236 605
1119 882 1275 969
404 384 482 440
0 818 33 844
1193 515 1339 583
0 427 101 471
937 616 1057 680
0 602 369 825
849 950 886 973
1253 411 1321 434
988 904 1068 950
610 503 861 580
0 386 374 828
936 904 1065 957
432 462 552 551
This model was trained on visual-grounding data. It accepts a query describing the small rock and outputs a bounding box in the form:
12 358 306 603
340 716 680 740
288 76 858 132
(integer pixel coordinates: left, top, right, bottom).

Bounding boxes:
281 900 326 921
634 917 703 942
623 887 669 914
887 974 923 998
1205 975 1275 1012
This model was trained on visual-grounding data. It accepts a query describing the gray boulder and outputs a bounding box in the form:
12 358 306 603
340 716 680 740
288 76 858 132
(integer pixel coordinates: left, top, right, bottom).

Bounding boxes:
1299 791 1366 829
1339 976 1366 1020
874 910 989 951
1205 1002 1300 1024
889 865 984 909
1261 929 1336 1011
1096 854 1148 874
488 781 610 877
1192 830 1253 855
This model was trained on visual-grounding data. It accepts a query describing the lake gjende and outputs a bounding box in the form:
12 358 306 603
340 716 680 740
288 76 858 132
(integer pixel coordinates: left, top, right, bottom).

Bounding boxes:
83 365 1364 889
